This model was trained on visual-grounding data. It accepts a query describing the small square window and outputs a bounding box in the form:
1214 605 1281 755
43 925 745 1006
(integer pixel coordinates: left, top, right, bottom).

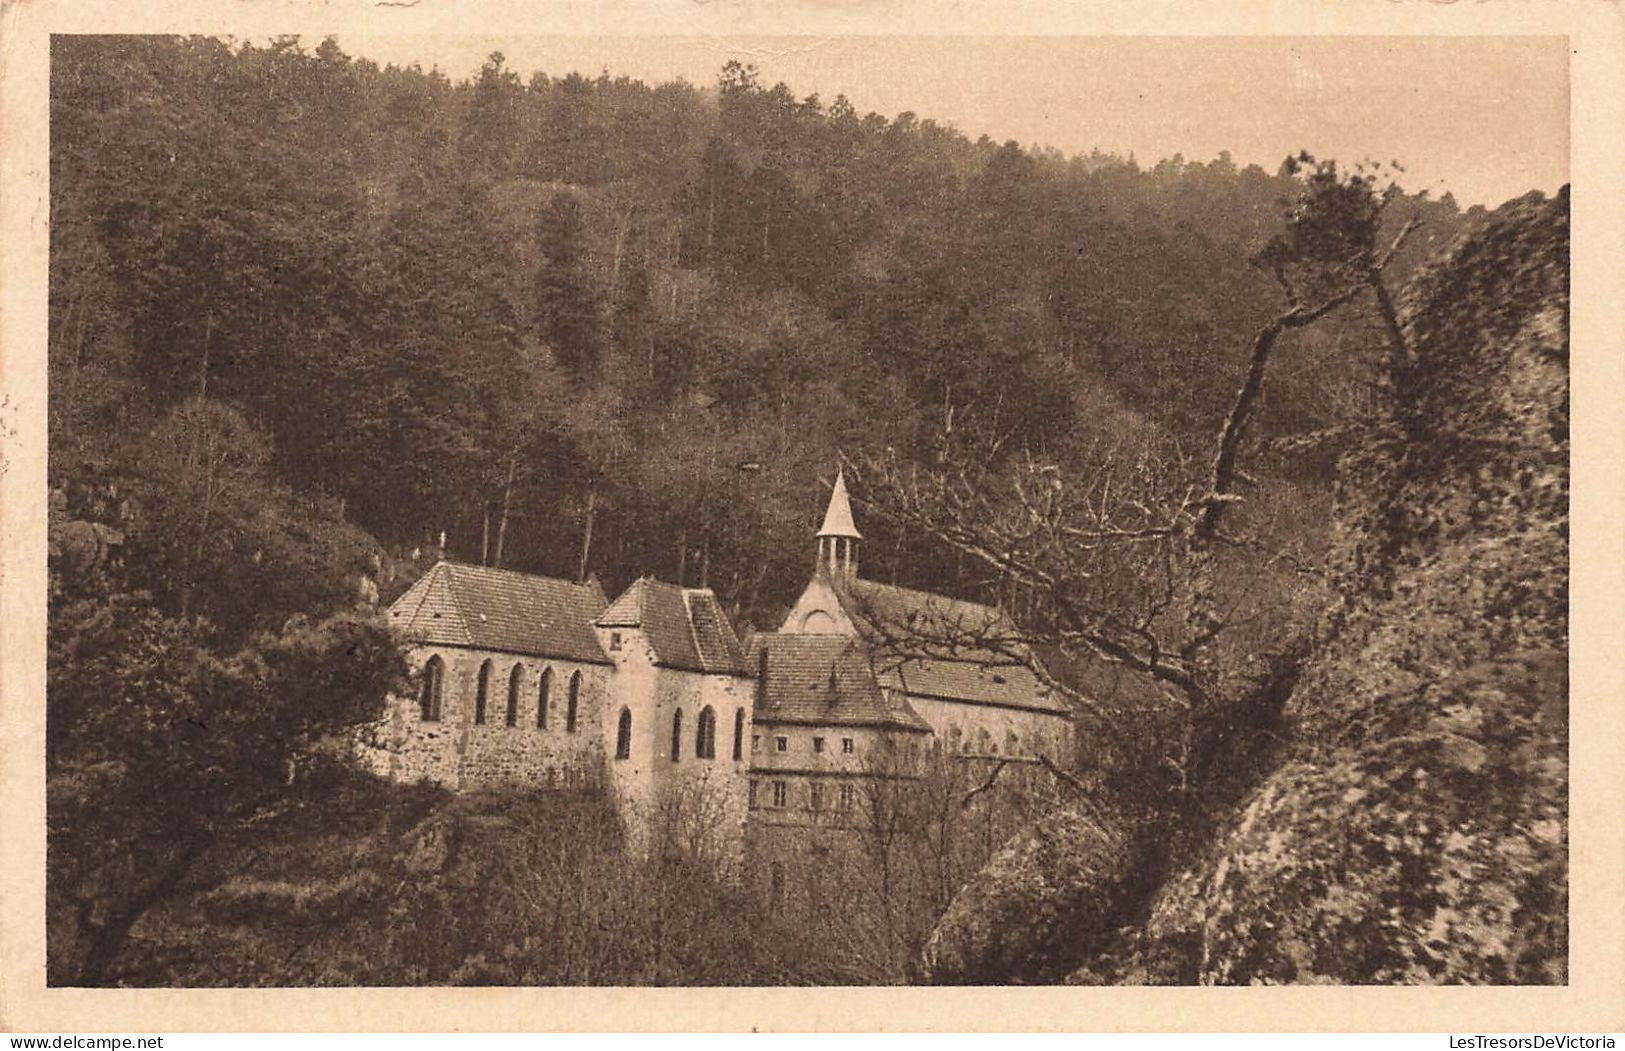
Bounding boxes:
609 631 622 651
775 736 788 753
812 736 825 753
841 737 854 754
752 734 761 753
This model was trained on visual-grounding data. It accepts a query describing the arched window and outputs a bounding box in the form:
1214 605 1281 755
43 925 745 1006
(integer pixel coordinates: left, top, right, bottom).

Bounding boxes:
670 708 684 762
732 708 746 761
696 706 717 760
566 672 581 732
537 667 552 728
506 663 523 726
474 660 493 724
615 708 633 760
419 655 444 722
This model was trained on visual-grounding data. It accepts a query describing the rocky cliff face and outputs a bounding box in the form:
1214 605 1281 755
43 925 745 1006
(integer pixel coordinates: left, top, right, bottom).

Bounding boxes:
925 188 1570 985
920 804 1131 984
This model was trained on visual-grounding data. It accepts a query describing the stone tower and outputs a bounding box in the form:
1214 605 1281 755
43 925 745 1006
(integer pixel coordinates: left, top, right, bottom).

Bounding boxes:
593 577 755 869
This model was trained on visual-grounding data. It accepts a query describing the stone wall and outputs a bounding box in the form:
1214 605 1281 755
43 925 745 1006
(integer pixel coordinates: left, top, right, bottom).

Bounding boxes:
748 721 901 820
597 624 754 871
907 695 1072 761
360 645 612 792
646 666 754 872
782 576 854 634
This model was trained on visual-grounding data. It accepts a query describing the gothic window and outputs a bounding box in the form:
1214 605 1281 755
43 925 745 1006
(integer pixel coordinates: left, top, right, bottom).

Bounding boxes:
506 663 523 726
537 667 552 728
732 708 746 761
772 780 787 807
566 671 580 732
841 737 854 754
615 708 632 760
748 779 759 808
696 706 717 760
809 782 824 811
474 659 492 724
419 655 444 722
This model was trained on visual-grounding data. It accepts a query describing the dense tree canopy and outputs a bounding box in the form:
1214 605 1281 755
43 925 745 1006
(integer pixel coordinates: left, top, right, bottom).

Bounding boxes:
49 34 1473 625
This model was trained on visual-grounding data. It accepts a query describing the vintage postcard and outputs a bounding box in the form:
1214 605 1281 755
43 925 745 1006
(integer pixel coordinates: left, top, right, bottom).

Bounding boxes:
1 0 1621 1034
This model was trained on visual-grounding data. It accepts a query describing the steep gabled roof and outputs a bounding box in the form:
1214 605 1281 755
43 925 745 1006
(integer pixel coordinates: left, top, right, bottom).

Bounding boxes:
833 578 1069 715
597 577 750 675
834 578 1012 655
747 633 932 732
387 561 610 664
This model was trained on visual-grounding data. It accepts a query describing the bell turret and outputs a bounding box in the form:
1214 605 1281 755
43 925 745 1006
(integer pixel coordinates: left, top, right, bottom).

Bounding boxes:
816 468 862 581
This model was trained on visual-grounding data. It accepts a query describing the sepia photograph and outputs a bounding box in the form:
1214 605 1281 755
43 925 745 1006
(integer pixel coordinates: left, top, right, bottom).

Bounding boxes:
3 0 1620 1032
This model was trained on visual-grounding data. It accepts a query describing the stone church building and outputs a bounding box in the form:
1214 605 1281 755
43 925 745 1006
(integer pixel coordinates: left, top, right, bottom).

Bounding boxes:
360 471 1075 878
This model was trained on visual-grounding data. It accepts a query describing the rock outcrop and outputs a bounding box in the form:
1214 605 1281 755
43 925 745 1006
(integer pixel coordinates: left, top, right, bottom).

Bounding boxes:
926 188 1570 986
920 805 1130 984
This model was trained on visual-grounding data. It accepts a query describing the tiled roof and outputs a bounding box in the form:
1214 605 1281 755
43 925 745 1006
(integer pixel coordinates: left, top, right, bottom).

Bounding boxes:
836 578 1010 649
747 634 932 732
387 561 610 664
892 658 1068 715
597 577 750 675
834 579 1069 714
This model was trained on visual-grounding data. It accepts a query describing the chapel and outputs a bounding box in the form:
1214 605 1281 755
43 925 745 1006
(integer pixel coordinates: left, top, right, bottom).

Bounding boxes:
360 469 1076 872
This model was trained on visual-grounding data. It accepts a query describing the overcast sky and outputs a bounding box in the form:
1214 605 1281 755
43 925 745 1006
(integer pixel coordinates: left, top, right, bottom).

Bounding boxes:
337 34 1568 208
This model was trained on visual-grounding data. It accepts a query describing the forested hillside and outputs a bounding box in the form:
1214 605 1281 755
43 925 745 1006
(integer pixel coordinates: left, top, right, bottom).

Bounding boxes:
49 35 1474 630
48 35 1527 987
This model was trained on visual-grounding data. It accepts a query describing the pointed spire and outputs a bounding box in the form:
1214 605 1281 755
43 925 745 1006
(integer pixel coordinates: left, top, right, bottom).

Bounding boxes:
815 467 862 581
817 467 862 539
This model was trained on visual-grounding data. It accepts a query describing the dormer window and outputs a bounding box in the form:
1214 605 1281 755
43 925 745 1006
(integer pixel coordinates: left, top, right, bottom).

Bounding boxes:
610 631 622 651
